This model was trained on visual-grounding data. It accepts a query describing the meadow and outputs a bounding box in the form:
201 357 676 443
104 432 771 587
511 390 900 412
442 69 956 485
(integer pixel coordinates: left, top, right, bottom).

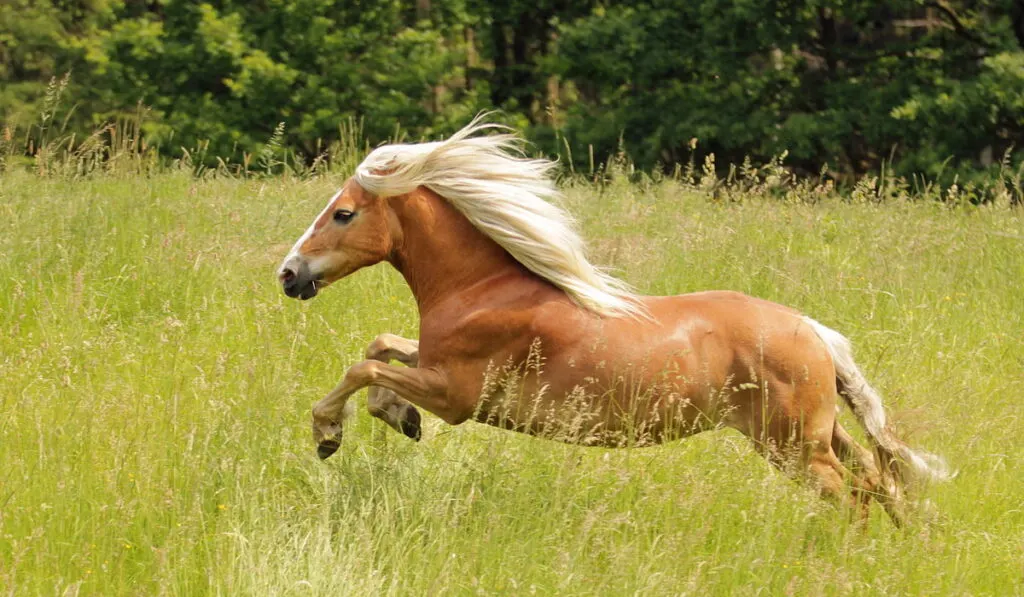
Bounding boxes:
0 165 1021 596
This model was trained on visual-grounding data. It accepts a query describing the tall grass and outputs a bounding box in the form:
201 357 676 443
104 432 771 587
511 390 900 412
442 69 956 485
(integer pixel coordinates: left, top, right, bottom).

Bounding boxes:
0 145 1022 595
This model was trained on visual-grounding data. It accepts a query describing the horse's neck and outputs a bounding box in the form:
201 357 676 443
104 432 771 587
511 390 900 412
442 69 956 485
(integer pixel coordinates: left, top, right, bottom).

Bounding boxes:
387 188 528 315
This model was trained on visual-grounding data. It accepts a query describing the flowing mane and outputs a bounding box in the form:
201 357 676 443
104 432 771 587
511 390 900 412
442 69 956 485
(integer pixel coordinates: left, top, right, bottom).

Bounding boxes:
352 115 647 319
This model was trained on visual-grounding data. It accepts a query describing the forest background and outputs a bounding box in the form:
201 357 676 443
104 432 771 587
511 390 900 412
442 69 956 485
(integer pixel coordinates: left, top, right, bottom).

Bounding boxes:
3 0 1024 185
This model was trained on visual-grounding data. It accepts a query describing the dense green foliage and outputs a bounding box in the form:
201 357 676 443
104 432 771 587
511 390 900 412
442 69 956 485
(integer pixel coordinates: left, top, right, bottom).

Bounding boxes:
1 167 1021 594
3 1 1024 181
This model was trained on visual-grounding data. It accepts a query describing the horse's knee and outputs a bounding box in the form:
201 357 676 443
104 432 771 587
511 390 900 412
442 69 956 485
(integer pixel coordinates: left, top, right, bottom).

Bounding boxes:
365 334 395 360
346 360 380 385
807 457 847 501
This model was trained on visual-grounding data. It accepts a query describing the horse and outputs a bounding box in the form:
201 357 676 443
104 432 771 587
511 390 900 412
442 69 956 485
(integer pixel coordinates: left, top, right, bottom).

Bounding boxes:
277 116 950 525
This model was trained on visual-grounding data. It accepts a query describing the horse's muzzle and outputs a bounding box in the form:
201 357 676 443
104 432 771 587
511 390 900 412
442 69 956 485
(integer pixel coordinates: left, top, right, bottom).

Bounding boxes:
279 257 320 300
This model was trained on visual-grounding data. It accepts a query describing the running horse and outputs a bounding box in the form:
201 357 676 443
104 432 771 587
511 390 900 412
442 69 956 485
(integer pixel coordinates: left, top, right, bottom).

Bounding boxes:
277 117 949 525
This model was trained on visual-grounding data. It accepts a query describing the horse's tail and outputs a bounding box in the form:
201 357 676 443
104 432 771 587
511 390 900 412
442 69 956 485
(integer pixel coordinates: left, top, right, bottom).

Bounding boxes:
804 317 954 487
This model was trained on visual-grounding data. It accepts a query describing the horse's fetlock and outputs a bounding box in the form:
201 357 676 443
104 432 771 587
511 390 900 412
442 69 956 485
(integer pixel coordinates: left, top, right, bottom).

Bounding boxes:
367 402 387 419
311 403 330 422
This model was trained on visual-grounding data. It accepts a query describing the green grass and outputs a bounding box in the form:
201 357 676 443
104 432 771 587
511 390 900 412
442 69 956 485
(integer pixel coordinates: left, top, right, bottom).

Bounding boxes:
0 169 1021 595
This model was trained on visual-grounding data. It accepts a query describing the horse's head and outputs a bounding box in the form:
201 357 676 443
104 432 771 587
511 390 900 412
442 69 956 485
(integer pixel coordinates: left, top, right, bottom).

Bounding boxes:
278 180 397 300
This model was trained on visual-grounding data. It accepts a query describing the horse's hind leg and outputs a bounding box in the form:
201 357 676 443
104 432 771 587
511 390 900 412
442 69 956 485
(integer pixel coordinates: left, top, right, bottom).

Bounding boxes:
804 445 875 523
832 421 908 526
752 434 871 523
364 334 423 441
827 419 909 528
832 420 879 478
742 404 874 523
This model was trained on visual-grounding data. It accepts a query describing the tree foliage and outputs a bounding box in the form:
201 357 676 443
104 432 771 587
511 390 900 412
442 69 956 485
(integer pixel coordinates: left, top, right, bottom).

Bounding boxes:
2 0 1023 180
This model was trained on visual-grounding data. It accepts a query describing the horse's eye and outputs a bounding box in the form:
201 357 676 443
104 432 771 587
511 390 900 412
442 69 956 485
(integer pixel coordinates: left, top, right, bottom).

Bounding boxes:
333 209 355 224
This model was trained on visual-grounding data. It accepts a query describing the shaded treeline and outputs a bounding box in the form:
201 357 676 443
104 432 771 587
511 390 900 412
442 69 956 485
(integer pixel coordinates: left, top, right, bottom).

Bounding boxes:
2 0 1023 181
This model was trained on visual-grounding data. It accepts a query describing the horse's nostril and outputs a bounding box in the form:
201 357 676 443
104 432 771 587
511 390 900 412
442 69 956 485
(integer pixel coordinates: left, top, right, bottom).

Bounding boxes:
280 267 296 284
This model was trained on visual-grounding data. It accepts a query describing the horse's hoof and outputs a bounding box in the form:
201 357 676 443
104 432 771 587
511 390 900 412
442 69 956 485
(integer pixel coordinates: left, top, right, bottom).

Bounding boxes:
317 439 340 460
400 407 422 442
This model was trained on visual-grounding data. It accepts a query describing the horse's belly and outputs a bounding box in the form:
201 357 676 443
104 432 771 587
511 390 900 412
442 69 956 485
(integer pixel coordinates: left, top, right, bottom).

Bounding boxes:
469 362 716 447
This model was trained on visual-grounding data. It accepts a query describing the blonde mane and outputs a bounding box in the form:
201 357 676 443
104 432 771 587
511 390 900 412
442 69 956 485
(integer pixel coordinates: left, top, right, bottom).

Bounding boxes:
353 115 647 319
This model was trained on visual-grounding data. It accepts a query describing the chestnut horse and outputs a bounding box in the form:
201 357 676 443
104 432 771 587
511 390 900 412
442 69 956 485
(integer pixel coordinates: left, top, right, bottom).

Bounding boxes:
278 117 949 525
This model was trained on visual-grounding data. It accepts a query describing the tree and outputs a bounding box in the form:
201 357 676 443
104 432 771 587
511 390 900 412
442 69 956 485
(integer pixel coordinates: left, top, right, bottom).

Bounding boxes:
550 0 1024 180
1 0 1022 181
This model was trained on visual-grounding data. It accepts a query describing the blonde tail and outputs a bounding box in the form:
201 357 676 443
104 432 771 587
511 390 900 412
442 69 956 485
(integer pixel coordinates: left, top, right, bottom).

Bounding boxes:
804 317 954 487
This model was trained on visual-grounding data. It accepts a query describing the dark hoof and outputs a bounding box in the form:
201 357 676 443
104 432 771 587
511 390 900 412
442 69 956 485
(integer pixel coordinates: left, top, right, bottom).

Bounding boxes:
399 407 422 442
317 439 340 460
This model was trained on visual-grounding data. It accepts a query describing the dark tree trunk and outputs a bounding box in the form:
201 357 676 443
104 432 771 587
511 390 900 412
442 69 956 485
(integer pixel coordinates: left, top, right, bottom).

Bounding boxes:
511 12 534 114
490 19 510 106
818 7 837 73
465 27 476 91
1013 0 1024 48
416 0 430 22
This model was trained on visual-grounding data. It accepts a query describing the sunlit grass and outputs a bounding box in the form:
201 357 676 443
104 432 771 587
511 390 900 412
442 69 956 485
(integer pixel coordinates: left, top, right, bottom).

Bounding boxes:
0 169 1021 595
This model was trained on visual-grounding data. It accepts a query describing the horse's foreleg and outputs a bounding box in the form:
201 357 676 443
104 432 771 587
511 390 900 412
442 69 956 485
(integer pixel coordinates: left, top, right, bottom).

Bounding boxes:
364 334 423 441
365 333 419 366
312 360 449 459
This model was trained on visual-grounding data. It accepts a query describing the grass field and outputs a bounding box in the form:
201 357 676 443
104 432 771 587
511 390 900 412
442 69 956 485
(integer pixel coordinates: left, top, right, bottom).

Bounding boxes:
1 168 1022 595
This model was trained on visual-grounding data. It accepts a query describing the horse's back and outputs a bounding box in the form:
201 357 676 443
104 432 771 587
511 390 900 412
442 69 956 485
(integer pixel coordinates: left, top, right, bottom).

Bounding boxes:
638 290 837 408
649 289 801 316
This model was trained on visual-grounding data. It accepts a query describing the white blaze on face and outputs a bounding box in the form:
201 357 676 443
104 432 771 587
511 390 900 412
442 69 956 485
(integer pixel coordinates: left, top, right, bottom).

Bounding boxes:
279 189 343 275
